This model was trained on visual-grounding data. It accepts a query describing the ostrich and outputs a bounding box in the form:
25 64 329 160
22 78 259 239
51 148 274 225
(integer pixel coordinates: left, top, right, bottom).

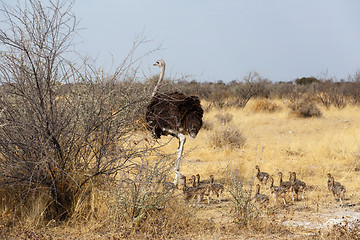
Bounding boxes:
255 165 270 189
327 173 342 192
269 177 287 205
278 172 291 191
290 172 306 201
146 60 204 187
254 184 269 207
330 176 346 204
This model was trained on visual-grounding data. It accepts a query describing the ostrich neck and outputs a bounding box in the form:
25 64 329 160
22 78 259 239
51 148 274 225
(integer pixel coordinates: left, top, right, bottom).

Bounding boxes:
151 66 165 98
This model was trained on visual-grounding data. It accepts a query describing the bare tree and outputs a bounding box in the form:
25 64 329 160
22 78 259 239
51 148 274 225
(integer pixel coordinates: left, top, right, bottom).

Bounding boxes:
0 0 166 221
230 72 266 108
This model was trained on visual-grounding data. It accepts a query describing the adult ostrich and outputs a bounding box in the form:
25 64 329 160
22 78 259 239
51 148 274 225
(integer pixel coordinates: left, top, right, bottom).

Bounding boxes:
146 60 204 187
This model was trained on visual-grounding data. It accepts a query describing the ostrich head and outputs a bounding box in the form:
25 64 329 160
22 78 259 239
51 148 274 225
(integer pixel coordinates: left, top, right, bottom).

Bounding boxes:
153 59 165 68
187 120 202 139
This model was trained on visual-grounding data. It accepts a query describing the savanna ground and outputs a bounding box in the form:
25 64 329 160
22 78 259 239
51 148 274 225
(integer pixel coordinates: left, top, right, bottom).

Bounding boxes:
4 98 360 240
158 99 360 239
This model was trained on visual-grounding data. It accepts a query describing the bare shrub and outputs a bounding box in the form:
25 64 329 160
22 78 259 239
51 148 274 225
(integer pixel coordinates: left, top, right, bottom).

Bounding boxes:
317 81 347 109
215 113 233 125
0 0 160 223
252 99 281 113
107 153 180 224
289 101 322 118
209 126 246 149
225 167 258 227
229 72 267 108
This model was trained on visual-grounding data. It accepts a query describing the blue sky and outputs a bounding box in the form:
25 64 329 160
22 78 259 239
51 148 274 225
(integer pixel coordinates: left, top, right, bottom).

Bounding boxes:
73 0 360 82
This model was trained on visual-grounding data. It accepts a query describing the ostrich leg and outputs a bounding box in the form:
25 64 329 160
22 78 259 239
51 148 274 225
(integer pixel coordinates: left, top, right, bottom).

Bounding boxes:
173 133 186 186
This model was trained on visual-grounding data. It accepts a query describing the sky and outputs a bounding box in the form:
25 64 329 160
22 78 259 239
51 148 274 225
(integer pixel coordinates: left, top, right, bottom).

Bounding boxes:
71 0 360 83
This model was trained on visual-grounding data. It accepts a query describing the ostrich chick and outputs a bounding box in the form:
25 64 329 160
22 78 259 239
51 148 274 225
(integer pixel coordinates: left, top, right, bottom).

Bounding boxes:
269 177 287 205
290 172 306 201
254 184 269 206
255 165 270 189
330 176 346 204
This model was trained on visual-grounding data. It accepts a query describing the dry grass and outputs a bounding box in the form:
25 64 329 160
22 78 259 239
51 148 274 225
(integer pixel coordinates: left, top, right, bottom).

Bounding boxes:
2 98 360 239
182 99 360 182
159 98 360 238
252 98 282 113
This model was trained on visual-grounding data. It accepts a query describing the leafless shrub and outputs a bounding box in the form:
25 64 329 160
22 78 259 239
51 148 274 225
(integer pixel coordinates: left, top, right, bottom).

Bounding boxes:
285 85 309 103
288 101 322 118
209 91 227 109
228 72 267 108
209 126 246 149
342 81 360 105
110 152 176 224
268 82 294 99
252 99 281 113
225 166 258 227
317 81 347 109
0 0 161 223
215 113 233 125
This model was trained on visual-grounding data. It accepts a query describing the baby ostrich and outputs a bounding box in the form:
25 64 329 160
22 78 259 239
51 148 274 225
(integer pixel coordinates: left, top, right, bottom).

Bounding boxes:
196 174 211 186
146 60 204 187
255 165 270 189
181 175 198 203
209 175 224 203
330 176 346 204
194 174 212 205
278 172 292 191
290 172 306 201
269 176 287 205
254 184 269 207
327 173 333 191
327 173 342 192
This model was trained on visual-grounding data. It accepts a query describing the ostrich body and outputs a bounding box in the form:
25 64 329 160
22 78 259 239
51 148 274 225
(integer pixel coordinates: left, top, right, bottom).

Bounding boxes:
181 175 198 202
327 173 342 192
290 172 306 201
255 165 270 189
209 175 224 203
146 60 204 187
194 174 211 204
278 172 292 191
254 184 269 206
269 177 287 205
330 176 346 204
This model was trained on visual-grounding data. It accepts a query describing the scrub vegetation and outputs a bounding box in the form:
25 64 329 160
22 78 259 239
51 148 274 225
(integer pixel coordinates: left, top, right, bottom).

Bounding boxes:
0 1 360 239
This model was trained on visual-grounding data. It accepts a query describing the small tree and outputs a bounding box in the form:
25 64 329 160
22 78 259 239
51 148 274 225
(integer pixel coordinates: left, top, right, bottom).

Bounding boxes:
230 72 266 108
0 0 161 221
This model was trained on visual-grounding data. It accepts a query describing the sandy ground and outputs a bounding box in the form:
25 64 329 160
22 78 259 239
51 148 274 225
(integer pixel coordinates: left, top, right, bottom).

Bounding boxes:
172 156 360 240
176 189 360 240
